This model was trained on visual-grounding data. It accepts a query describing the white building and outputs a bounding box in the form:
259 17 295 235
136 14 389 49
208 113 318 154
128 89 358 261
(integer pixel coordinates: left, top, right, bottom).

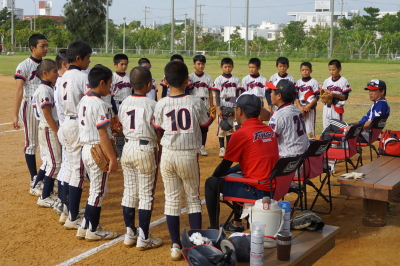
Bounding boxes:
224 26 269 42
2 0 24 20
201 27 222 41
377 11 398 19
39 1 52 16
259 21 284 41
287 0 359 31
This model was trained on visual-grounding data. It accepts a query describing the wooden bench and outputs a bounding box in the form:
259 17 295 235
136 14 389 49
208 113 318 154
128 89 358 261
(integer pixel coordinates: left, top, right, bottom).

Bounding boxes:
339 156 400 227
182 225 339 266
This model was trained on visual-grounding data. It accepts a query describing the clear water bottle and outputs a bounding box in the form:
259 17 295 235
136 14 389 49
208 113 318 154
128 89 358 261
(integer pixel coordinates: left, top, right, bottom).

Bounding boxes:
278 201 291 232
250 221 265 266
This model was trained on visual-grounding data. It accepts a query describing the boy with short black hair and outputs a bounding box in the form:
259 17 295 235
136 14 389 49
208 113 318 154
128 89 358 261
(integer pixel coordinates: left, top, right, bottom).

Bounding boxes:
118 66 163 250
33 59 62 208
189 54 214 156
76 64 118 241
295 62 319 139
152 61 213 260
138 58 158 101
59 40 92 230
240 57 267 103
266 56 295 113
13 33 48 192
160 54 192 98
211 57 242 158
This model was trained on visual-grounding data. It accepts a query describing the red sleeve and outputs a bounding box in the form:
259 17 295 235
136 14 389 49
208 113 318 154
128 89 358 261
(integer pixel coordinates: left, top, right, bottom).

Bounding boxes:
223 130 245 163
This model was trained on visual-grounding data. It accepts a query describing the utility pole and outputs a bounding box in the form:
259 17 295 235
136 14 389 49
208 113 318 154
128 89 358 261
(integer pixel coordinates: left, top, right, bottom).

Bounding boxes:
170 0 174 53
33 0 36 31
329 0 334 58
143 6 150 27
198 4 204 29
123 17 126 54
228 0 231 52
245 0 249 56
193 0 197 54
106 0 109 53
340 0 344 18
184 13 188 51
11 0 14 50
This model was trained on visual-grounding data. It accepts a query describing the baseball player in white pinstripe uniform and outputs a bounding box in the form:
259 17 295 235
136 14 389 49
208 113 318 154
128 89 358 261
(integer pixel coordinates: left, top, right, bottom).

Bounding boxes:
211 58 242 157
189 54 214 156
152 61 213 261
119 66 163 250
266 57 295 113
13 34 48 190
32 59 62 208
161 54 192 98
268 79 309 157
321 60 351 129
75 64 118 241
295 62 320 139
240 58 267 101
138 58 158 101
59 40 92 230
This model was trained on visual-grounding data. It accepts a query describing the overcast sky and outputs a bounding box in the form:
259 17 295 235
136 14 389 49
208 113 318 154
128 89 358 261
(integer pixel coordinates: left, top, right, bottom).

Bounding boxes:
16 0 400 27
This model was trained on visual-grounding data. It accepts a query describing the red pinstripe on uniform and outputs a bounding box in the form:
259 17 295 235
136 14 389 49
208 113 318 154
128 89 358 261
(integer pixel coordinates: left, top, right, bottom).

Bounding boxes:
22 101 29 153
94 171 108 207
78 157 85 188
45 127 57 177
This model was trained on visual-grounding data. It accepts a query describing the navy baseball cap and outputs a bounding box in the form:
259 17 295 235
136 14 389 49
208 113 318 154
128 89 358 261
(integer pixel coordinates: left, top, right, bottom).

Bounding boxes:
236 93 261 117
365 79 386 91
266 79 296 95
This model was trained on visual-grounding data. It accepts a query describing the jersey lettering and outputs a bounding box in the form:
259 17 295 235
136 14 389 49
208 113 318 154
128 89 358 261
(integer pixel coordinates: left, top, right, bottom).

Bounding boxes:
293 114 306 137
166 108 192 131
29 71 37 81
127 109 136 129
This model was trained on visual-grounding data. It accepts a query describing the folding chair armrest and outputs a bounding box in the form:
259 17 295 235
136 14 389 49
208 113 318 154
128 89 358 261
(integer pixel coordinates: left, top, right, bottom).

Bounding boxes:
331 140 341 145
224 176 260 185
357 143 368 147
329 133 346 138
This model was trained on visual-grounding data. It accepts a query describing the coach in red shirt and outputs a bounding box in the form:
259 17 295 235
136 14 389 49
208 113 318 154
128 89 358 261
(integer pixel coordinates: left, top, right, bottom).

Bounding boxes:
205 94 279 231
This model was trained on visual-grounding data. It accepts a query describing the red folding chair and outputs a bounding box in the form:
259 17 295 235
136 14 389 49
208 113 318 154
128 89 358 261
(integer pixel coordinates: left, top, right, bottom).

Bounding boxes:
290 139 333 214
357 116 387 161
325 123 364 173
219 155 304 229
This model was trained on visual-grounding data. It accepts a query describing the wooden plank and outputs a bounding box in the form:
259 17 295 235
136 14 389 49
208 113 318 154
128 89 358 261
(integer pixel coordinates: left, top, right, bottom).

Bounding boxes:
352 158 400 187
362 199 387 227
374 164 400 189
340 184 390 201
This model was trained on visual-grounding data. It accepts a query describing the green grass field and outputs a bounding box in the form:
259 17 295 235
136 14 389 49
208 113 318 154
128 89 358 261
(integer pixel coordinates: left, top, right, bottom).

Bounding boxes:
1 54 399 133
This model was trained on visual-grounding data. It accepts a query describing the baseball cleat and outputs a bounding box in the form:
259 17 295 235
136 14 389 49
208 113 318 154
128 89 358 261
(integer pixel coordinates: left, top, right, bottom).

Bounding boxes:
37 196 56 208
85 226 118 241
219 147 226 158
63 216 83 230
170 243 182 261
200 145 208 156
136 228 162 251
29 186 43 197
59 212 68 224
76 227 87 240
123 227 137 247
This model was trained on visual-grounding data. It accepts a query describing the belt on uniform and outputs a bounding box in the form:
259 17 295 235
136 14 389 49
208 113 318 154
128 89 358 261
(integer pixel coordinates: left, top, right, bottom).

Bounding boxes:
125 139 149 145
224 97 232 102
200 97 207 101
69 116 78 120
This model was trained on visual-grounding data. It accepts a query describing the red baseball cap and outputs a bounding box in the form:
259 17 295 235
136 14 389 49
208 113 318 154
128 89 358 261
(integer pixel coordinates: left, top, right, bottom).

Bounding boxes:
365 79 386 91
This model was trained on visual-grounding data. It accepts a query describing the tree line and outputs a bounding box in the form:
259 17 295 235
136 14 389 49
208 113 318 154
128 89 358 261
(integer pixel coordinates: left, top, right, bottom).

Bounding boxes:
0 2 399 59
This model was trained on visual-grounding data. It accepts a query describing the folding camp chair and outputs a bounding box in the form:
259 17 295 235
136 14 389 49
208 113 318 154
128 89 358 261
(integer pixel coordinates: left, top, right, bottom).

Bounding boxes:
290 139 333 215
219 155 304 230
325 123 364 173
357 116 387 161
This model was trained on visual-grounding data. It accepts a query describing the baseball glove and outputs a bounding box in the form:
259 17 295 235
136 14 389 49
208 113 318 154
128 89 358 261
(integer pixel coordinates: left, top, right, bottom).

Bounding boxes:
291 210 325 232
220 118 233 132
90 139 119 172
111 116 123 135
319 89 332 105
209 106 216 119
220 106 234 118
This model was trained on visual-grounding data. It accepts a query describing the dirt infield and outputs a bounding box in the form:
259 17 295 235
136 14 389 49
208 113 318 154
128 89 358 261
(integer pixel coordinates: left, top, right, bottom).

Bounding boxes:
1 74 400 266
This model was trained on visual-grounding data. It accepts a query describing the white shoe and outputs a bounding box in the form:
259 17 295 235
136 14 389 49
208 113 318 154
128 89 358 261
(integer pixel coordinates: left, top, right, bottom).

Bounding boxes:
136 227 162 251
85 225 118 241
76 227 87 240
123 227 137 247
200 145 208 156
59 213 68 224
219 147 226 158
63 216 83 230
53 200 63 214
29 186 42 197
37 196 55 208
79 206 85 214
170 243 182 261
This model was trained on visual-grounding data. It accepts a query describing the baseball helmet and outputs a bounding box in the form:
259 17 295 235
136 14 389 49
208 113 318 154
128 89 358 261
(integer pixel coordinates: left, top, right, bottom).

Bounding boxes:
182 242 237 266
182 227 226 250
220 118 233 132
220 235 251 262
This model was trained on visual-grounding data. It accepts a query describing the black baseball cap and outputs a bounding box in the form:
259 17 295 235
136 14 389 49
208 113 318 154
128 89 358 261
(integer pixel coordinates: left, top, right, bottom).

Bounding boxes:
365 79 386 91
266 79 296 94
236 93 261 117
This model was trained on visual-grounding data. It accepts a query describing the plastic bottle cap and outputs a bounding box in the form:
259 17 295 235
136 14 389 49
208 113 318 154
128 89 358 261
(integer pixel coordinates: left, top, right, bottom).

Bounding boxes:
251 221 265 234
278 201 291 212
